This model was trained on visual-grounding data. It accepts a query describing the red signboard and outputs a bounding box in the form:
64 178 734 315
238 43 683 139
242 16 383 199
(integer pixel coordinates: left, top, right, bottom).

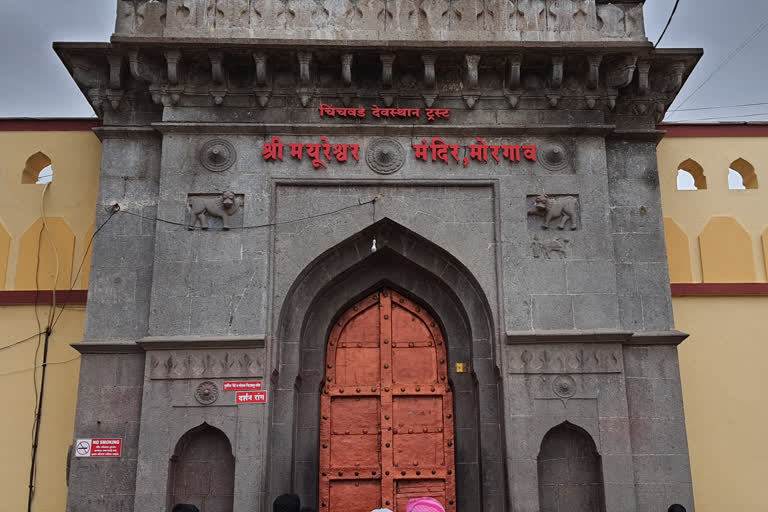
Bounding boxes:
236 391 268 404
75 438 122 457
223 381 262 391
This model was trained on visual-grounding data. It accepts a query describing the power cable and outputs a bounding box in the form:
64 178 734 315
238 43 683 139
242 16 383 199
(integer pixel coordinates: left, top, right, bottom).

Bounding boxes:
0 332 47 353
28 181 60 512
0 355 81 379
666 111 768 122
654 0 681 48
117 196 377 230
671 17 768 113
51 207 118 329
667 101 768 112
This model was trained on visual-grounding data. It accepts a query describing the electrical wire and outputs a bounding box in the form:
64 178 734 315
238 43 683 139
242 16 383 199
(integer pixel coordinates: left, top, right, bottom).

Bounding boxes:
51 208 117 329
0 332 47 352
28 182 60 512
654 0 681 48
671 17 768 112
0 355 81 379
118 196 377 230
667 101 768 112
665 111 768 122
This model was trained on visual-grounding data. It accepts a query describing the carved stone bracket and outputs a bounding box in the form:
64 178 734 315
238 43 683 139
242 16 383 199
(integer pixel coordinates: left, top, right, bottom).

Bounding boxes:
380 53 395 88
209 52 225 85
550 56 564 89
587 54 602 89
297 52 313 107
164 50 182 86
508 54 522 90
422 54 437 88
58 43 700 124
606 55 638 89
465 54 480 89
298 51 312 85
106 54 123 90
253 52 268 87
341 53 353 87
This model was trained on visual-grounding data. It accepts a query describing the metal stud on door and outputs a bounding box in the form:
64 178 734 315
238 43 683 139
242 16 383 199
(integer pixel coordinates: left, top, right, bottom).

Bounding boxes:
320 289 456 512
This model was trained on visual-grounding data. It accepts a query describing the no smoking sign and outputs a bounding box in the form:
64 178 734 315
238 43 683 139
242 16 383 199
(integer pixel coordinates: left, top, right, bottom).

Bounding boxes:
74 438 122 457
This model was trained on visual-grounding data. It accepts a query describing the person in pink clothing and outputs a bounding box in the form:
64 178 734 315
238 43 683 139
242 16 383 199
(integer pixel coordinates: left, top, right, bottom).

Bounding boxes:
405 497 446 512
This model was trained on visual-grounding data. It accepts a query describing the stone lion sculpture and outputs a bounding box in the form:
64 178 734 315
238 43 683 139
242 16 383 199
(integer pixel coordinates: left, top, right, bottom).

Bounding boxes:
527 194 579 230
187 191 241 230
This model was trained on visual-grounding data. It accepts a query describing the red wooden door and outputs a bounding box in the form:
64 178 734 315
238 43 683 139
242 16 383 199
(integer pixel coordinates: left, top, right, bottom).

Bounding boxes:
319 289 456 512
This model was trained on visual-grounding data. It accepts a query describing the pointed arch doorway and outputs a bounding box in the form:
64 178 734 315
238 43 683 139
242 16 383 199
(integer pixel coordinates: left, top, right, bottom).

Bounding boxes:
319 288 457 512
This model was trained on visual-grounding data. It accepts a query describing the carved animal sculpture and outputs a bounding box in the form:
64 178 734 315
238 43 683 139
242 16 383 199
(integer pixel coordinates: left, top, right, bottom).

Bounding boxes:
532 236 569 259
187 191 241 230
528 194 579 230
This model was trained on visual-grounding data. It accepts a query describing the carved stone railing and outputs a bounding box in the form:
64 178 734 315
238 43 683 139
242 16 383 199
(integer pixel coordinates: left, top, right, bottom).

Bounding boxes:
114 0 647 42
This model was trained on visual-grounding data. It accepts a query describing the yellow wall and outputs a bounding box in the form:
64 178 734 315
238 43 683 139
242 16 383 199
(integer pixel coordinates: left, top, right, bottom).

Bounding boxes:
0 306 85 512
675 298 768 512
0 129 101 290
660 130 768 512
0 126 101 512
658 134 768 283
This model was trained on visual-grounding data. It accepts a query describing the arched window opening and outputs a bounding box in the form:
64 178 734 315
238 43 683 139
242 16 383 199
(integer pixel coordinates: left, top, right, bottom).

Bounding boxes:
676 158 706 190
168 424 235 512
21 152 54 184
538 422 604 512
729 158 758 190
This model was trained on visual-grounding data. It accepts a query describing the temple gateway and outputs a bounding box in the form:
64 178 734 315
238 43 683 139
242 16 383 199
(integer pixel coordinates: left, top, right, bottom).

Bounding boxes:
58 1 701 511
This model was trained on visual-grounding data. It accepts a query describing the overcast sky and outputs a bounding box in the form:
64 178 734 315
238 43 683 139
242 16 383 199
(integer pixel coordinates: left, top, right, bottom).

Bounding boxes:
1 0 766 121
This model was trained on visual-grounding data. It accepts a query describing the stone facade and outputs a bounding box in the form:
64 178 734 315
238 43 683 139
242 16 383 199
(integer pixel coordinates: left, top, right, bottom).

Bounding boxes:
58 1 701 511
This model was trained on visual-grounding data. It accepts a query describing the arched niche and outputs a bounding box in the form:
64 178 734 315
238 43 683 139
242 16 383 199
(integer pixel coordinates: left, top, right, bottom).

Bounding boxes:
677 158 706 190
21 151 53 184
699 216 756 283
268 218 502 512
168 423 235 512
663 218 693 283
537 422 604 512
729 158 758 190
15 217 75 290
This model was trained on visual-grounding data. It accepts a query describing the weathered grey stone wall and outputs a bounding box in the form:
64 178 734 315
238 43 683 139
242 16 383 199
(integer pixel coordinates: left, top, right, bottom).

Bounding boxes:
114 0 647 42
624 346 694 511
84 130 161 341
67 129 161 512
607 139 675 332
66 353 145 512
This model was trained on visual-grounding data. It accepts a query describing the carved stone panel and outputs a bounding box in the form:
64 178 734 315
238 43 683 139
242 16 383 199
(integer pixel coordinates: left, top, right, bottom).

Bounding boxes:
186 192 245 230
149 349 264 379
527 194 580 231
531 235 569 260
506 345 623 374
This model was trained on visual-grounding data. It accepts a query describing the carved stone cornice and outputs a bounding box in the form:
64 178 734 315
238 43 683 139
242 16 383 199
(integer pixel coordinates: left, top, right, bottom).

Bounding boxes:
54 41 701 127
505 329 689 346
